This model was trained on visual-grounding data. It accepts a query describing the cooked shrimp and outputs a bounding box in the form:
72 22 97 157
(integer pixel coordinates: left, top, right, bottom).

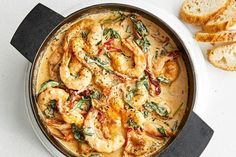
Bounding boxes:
63 19 94 51
48 49 63 81
152 56 179 82
111 39 146 78
84 24 103 56
60 49 92 91
37 88 69 112
84 109 125 153
63 19 103 57
38 88 75 140
125 130 156 156
162 60 179 82
131 85 148 108
144 120 173 138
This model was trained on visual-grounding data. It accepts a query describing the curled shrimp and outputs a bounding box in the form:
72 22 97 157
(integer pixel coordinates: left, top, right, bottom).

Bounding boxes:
84 109 125 153
37 87 69 114
111 39 146 78
123 110 161 156
48 49 63 81
37 88 74 141
125 130 157 156
131 85 148 108
60 49 92 91
63 19 103 57
143 120 173 138
152 54 179 82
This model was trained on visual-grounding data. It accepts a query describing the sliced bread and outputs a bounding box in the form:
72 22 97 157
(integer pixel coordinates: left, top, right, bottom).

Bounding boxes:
180 0 231 25
208 43 236 71
203 0 236 32
195 31 236 43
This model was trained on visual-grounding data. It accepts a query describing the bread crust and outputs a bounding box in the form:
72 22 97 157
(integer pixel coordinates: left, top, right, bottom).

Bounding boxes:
195 31 236 43
180 0 231 25
203 0 236 32
208 43 236 71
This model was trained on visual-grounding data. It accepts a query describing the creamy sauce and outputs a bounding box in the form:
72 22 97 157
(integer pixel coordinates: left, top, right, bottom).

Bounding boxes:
34 11 188 157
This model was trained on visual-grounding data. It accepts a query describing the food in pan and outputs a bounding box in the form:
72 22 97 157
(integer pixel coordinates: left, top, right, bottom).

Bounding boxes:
36 11 188 156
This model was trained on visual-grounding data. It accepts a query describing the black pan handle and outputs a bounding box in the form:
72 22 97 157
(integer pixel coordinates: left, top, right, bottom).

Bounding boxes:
158 111 214 157
10 3 65 63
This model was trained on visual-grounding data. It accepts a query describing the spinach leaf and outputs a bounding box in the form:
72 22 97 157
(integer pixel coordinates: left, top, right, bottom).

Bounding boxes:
84 55 113 73
157 76 170 84
172 120 178 132
134 37 150 53
90 90 101 100
103 28 120 39
43 100 57 118
73 97 91 112
130 15 149 37
71 124 85 143
144 101 169 117
157 126 166 136
136 75 149 90
38 80 60 94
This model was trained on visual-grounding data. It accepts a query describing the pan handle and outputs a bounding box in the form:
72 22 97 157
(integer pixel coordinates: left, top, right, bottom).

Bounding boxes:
10 3 65 63
158 111 214 157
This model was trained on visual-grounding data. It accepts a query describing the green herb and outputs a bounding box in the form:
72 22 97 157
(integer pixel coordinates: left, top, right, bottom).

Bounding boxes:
70 73 79 78
103 28 120 39
173 102 184 117
95 40 102 46
157 126 166 136
172 120 178 132
124 90 136 108
144 101 169 117
73 97 91 112
84 55 113 73
103 52 111 60
125 25 130 33
38 80 60 94
43 100 57 118
83 127 94 136
94 57 108 65
127 118 139 129
134 37 150 53
81 31 88 39
137 75 149 90
143 110 149 118
155 48 159 59
130 15 149 37
90 90 101 100
157 76 170 84
71 124 85 143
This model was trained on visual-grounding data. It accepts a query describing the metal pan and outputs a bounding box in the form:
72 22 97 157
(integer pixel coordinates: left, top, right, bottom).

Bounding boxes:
10 3 213 157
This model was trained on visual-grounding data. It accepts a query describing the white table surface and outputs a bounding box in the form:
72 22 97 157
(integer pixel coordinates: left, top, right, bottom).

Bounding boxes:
0 0 235 156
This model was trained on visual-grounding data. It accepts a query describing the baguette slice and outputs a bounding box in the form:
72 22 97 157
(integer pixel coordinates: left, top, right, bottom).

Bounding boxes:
203 0 236 33
208 43 236 71
195 31 236 43
180 0 231 25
